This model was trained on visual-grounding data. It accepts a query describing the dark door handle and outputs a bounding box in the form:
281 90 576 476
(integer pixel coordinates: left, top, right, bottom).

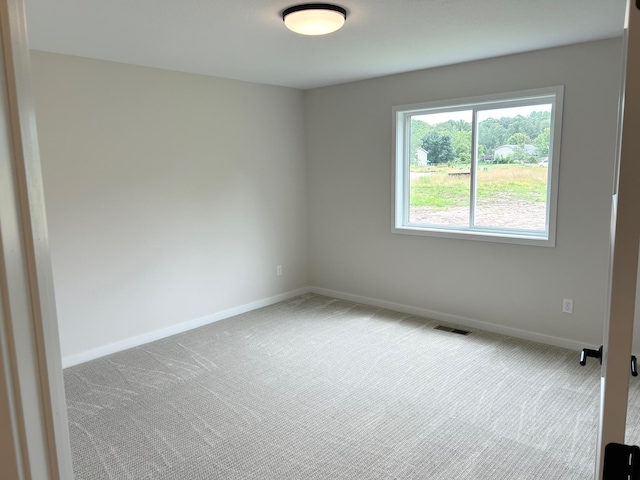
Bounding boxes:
580 345 603 366
580 346 638 376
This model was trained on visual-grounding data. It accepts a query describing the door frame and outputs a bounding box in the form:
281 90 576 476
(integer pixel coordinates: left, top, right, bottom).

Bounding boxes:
0 0 73 478
596 1 640 478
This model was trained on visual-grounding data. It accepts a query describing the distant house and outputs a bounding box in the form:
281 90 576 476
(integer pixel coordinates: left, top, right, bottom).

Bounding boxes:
494 144 538 159
415 147 429 166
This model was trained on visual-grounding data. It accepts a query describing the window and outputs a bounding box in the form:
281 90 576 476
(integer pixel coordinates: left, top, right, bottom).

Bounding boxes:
393 87 563 246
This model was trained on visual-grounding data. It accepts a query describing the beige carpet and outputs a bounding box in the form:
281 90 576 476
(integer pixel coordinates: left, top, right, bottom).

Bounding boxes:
65 294 610 479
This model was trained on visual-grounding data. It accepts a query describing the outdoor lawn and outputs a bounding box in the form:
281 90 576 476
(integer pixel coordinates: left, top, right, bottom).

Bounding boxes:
410 163 548 209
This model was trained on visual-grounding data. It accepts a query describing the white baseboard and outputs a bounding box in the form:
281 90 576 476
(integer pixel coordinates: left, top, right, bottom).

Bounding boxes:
63 285 588 368
309 286 587 352
61 287 312 368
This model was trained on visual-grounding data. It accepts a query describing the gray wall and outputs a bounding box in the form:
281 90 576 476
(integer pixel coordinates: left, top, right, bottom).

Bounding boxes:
31 39 627 362
31 52 309 361
305 39 623 349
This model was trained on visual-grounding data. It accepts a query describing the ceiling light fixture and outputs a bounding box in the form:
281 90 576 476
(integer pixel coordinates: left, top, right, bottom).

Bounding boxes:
282 4 347 36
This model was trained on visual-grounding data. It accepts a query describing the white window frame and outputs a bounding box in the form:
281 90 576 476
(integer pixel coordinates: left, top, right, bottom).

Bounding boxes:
393 86 564 247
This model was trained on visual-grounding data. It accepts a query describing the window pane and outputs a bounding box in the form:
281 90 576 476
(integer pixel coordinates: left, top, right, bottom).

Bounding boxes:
394 87 562 245
408 110 473 227
474 105 551 231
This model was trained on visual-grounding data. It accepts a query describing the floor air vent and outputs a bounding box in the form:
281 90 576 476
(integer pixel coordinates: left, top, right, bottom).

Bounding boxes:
434 325 470 336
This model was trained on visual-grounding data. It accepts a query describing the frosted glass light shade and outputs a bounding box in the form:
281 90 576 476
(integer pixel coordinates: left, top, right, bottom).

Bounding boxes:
283 4 346 35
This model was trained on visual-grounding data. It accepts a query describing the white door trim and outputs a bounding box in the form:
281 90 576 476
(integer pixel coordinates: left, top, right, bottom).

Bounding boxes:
0 0 73 478
596 1 640 478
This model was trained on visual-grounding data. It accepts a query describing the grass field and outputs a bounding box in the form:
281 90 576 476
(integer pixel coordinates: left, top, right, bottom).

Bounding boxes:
410 164 548 209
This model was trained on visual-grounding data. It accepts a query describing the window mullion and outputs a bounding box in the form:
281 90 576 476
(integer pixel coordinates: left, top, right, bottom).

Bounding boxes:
469 109 478 228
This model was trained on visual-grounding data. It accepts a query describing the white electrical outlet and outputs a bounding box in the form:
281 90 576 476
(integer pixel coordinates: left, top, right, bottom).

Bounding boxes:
277 265 283 276
562 298 573 314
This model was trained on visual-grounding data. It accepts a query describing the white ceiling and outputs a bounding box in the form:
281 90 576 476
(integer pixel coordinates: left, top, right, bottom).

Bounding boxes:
25 0 627 90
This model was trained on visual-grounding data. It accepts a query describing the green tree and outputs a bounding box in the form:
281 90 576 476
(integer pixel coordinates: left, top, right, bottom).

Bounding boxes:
410 119 430 166
452 130 472 163
477 144 486 160
422 130 455 164
534 127 551 157
435 119 472 137
524 111 552 139
507 132 532 146
478 118 509 152
478 110 551 154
